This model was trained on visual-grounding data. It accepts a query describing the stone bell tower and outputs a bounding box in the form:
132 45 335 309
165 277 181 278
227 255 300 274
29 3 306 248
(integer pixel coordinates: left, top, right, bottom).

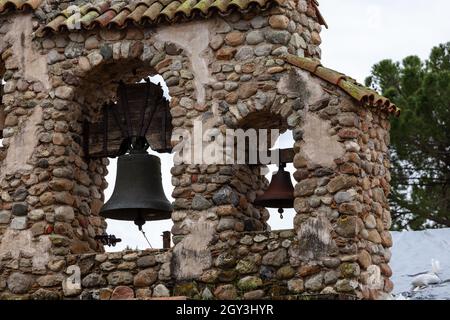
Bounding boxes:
1 0 396 300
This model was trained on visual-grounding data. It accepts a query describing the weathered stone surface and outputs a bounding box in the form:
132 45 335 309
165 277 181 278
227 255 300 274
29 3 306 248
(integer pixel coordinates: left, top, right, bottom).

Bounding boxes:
137 255 157 268
364 214 377 229
55 86 74 100
214 284 237 300
215 252 237 268
10 217 28 230
111 286 134 300
339 263 360 277
298 265 321 277
287 279 304 293
262 248 287 267
209 35 224 50
336 216 357 237
334 191 353 204
339 202 362 215
276 266 295 279
237 276 262 291
133 269 158 287
213 186 239 206
327 176 357 193
55 206 75 222
107 272 133 286
153 284 170 297
335 279 358 293
217 218 236 232
82 273 107 288
37 274 63 287
199 269 220 283
135 288 152 299
174 282 199 298
380 231 393 247
0 210 11 223
294 178 317 196
225 31 245 46
250 16 267 28
304 273 324 292
191 194 212 210
7 273 33 294
235 46 254 61
358 250 372 269
12 202 28 216
269 15 290 29
237 82 257 99
254 44 272 56
324 271 339 285
216 47 236 60
100 261 116 271
236 258 258 274
246 31 264 45
243 289 265 300
265 30 291 44
31 288 61 300
28 209 45 221
367 229 382 244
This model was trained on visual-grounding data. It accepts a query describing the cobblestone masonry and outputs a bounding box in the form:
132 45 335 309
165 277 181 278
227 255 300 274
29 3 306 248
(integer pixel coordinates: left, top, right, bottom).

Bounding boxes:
0 0 394 299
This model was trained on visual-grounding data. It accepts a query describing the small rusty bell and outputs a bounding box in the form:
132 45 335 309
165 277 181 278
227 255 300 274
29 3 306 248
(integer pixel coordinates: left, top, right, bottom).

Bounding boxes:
254 163 294 218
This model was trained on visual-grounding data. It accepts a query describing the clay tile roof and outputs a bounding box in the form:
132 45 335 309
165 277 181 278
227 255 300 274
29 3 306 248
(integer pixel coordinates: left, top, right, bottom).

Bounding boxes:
38 0 327 34
282 54 400 116
0 0 42 14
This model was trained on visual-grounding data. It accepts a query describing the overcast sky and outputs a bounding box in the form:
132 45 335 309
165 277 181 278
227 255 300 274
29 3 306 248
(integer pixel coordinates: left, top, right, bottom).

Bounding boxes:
104 0 450 251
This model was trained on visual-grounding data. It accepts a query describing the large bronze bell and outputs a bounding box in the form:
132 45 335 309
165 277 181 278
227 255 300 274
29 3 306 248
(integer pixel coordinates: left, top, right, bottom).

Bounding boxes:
100 150 173 230
254 163 294 217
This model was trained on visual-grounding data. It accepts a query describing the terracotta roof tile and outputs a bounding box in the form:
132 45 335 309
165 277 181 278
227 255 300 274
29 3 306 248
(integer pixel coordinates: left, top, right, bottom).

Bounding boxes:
0 0 42 14
37 0 326 35
282 54 400 116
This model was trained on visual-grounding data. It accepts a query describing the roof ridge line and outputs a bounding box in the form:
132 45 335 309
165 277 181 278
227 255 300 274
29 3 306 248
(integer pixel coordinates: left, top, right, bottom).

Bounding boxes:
281 53 400 116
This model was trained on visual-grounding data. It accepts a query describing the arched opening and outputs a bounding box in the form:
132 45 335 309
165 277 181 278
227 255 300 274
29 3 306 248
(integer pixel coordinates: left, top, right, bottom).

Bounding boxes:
70 42 195 252
235 110 296 232
264 130 295 230
103 75 174 251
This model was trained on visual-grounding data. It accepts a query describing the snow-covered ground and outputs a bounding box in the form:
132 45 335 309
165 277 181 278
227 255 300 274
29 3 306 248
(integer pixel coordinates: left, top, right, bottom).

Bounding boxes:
391 228 450 300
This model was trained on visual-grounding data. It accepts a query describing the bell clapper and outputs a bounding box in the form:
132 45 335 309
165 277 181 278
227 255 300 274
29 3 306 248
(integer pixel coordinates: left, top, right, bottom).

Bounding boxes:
134 215 153 248
140 229 153 249
278 208 284 219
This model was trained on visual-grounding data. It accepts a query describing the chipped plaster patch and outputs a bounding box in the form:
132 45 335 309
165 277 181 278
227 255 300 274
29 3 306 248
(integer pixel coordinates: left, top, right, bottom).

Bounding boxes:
154 20 214 105
292 214 337 261
300 112 345 168
6 14 50 89
171 214 217 280
0 106 42 179
0 229 51 270
295 69 326 106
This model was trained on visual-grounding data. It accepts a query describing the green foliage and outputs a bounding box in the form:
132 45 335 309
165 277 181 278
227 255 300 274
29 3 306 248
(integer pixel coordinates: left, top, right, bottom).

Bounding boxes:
365 42 450 230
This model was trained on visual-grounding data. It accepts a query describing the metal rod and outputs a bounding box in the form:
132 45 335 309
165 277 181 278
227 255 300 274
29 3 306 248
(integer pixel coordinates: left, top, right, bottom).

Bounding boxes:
142 95 163 138
162 231 171 249
120 81 133 138
161 100 167 150
141 229 152 249
110 102 128 139
102 105 108 156
139 78 151 137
